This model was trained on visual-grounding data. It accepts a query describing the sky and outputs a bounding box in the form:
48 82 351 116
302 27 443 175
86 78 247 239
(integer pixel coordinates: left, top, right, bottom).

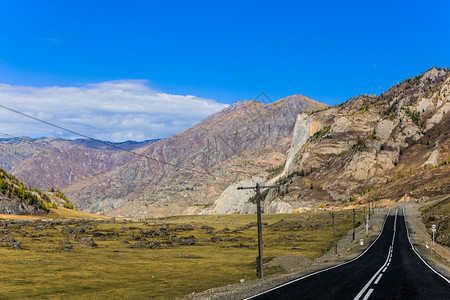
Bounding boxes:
0 0 449 141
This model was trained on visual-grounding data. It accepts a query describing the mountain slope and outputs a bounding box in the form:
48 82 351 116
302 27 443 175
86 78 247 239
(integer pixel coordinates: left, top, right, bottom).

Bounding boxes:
250 67 450 212
0 167 50 215
63 95 328 217
0 138 156 191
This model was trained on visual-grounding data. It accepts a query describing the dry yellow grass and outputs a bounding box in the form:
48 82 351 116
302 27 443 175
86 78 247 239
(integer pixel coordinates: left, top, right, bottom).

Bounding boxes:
0 210 364 299
0 207 109 220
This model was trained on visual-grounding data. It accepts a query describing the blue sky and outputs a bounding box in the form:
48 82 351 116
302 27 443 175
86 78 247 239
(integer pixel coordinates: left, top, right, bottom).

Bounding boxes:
0 0 449 140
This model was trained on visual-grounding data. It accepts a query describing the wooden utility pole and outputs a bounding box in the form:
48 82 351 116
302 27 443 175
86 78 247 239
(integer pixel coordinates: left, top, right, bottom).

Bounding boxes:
237 183 279 279
352 209 356 241
332 212 337 255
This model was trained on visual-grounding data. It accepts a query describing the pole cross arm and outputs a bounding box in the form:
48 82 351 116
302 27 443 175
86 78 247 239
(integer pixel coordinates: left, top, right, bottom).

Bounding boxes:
237 185 280 190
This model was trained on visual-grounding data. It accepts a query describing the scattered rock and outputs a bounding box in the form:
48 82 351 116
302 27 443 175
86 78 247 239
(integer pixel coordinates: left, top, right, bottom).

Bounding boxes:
11 241 21 250
127 241 147 248
62 245 73 251
148 240 161 249
1 234 16 243
79 237 98 248
210 236 222 242
178 255 200 259
179 235 197 246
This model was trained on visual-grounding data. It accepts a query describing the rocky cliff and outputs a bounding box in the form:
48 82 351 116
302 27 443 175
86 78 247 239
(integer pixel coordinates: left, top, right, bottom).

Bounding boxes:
240 67 450 213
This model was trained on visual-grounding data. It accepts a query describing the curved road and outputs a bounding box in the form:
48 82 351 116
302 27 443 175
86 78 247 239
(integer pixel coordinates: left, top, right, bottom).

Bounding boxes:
247 207 450 299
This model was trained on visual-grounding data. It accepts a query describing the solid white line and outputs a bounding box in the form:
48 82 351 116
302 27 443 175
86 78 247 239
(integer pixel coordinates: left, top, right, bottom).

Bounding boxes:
374 274 383 284
362 288 374 300
402 206 450 284
245 209 392 300
354 209 398 300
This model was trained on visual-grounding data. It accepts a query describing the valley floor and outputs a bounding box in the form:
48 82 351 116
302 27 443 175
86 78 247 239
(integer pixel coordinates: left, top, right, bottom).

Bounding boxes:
0 199 448 300
0 208 362 299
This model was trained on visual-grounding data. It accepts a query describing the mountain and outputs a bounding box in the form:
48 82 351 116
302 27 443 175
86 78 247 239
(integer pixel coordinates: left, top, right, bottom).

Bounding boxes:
0 138 157 191
62 95 328 217
209 67 449 214
70 139 159 151
0 167 49 215
3 68 447 218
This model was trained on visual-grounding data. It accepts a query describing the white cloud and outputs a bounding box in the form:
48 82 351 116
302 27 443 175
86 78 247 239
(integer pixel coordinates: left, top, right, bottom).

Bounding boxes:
0 80 228 142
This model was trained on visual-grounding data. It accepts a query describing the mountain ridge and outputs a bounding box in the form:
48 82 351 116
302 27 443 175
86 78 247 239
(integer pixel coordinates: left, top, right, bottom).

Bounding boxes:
62 94 328 216
2 68 448 218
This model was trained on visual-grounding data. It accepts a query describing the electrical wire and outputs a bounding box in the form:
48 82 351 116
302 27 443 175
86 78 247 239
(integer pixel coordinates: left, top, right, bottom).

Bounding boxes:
0 104 211 176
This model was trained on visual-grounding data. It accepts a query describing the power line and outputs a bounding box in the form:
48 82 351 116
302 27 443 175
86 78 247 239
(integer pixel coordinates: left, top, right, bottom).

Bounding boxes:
0 104 211 177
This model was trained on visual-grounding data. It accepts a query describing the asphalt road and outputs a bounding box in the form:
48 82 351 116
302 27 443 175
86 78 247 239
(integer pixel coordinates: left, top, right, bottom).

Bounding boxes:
247 208 450 300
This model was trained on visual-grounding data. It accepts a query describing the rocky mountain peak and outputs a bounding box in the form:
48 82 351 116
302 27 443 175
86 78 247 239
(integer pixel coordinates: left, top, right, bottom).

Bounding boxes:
422 67 447 82
219 100 255 114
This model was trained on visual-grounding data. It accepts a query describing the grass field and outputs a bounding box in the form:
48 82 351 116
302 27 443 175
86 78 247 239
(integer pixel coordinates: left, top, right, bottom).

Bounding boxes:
0 209 364 299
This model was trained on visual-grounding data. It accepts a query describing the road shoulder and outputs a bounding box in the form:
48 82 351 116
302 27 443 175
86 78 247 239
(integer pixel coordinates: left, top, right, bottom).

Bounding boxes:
402 200 450 279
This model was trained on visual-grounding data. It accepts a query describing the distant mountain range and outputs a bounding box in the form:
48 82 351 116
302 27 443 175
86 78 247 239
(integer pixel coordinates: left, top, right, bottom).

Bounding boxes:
0 138 158 192
1 67 449 218
0 95 327 217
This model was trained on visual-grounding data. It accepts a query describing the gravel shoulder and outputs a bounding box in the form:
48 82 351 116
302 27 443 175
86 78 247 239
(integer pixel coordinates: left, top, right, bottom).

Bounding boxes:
402 200 450 279
186 209 389 300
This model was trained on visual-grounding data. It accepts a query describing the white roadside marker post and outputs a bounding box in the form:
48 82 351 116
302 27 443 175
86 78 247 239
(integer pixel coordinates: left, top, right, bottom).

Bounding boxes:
431 224 436 245
365 214 369 236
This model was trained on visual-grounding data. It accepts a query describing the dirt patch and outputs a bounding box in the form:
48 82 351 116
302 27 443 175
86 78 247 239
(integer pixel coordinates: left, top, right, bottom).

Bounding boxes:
264 255 312 272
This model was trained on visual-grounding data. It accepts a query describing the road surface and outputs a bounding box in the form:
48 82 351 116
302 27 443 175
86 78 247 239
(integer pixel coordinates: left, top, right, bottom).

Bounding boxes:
247 207 450 299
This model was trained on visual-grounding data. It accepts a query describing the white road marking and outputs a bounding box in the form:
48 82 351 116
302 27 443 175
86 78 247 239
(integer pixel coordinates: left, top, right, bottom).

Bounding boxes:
374 274 383 284
245 210 392 300
354 209 398 300
382 267 387 272
362 288 374 300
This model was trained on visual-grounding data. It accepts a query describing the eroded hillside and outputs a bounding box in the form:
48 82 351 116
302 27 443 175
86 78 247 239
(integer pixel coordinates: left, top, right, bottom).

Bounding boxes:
251 67 450 212
63 96 327 217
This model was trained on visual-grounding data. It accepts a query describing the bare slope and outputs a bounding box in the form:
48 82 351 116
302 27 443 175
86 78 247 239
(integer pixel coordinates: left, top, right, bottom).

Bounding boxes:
64 96 328 217
258 67 449 212
0 138 156 191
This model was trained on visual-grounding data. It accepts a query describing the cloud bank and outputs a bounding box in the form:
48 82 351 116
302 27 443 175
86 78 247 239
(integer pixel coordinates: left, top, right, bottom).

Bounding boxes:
0 80 228 142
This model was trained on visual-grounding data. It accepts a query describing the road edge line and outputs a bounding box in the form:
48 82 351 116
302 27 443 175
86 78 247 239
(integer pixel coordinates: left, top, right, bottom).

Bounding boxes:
353 208 397 300
402 206 450 283
244 209 392 300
